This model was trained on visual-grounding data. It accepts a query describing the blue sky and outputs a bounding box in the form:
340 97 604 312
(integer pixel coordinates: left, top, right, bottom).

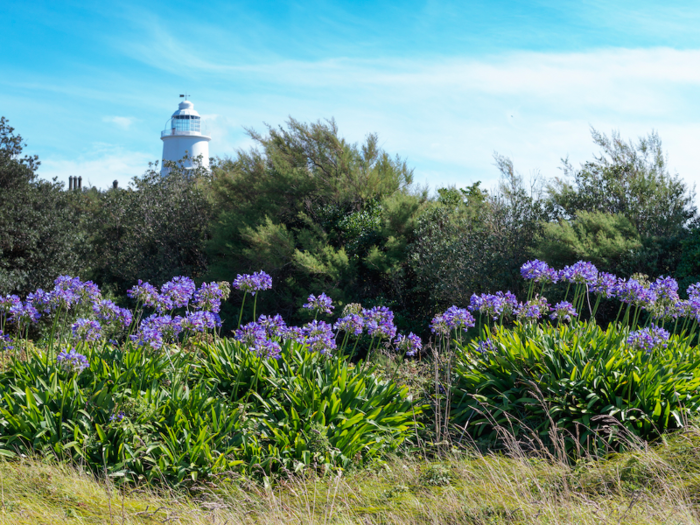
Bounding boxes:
4 0 700 192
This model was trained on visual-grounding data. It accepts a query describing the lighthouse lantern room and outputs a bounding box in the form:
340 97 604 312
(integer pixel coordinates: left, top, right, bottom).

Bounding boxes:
160 95 211 175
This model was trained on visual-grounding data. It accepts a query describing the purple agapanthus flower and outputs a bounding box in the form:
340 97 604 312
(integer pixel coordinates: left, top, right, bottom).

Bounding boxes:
130 326 164 350
71 318 102 342
520 260 558 283
138 314 183 343
302 320 337 355
334 313 364 336
394 333 422 357
53 276 100 307
614 279 656 307
254 339 282 359
0 330 14 351
303 293 334 315
469 292 518 320
109 411 126 422
363 306 397 339
180 310 220 332
127 280 161 309
27 289 55 314
688 283 700 301
627 325 670 352
93 299 132 328
550 301 578 322
56 348 89 374
192 282 224 313
235 321 282 358
443 306 476 331
282 325 305 343
516 297 550 322
159 276 196 311
590 272 619 298
9 301 41 325
475 338 495 353
650 276 680 302
235 322 267 347
257 314 288 338
232 271 272 296
559 261 598 285
0 295 21 316
430 313 449 336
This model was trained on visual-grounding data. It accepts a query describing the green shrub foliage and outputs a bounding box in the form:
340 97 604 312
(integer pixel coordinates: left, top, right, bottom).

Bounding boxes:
452 321 700 454
0 340 418 484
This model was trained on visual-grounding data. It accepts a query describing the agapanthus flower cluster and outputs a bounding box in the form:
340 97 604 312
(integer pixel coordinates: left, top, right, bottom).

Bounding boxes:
127 280 161 308
54 276 100 308
71 318 102 342
559 261 598 285
303 293 334 315
27 289 54 314
550 301 577 322
627 325 670 352
109 411 126 422
335 313 364 336
141 314 183 342
645 276 683 320
520 260 559 284
158 276 196 311
430 313 449 336
93 299 132 327
0 330 14 351
516 296 550 322
688 283 700 301
180 311 221 332
9 301 40 326
363 306 397 339
233 271 272 296
302 320 337 355
192 282 224 313
443 306 476 331
614 279 655 306
394 333 422 357
56 348 89 374
591 272 619 298
257 314 287 338
475 338 495 353
0 295 21 318
234 322 282 359
469 292 518 320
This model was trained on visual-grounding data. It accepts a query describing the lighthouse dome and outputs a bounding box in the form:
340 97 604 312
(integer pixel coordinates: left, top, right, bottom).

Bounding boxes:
171 100 200 118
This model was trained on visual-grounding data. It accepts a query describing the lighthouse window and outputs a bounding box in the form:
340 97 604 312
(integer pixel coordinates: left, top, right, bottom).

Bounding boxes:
172 115 201 133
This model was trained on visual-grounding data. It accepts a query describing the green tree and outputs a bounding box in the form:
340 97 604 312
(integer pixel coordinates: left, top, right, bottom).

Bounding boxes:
546 129 695 276
206 118 425 326
409 156 547 313
532 211 642 274
0 117 89 295
87 164 214 295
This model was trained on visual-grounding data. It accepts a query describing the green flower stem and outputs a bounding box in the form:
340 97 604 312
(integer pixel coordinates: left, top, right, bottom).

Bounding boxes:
237 292 248 330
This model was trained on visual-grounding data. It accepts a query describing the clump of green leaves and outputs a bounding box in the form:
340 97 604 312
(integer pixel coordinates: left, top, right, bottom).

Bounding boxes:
0 338 419 485
452 321 700 455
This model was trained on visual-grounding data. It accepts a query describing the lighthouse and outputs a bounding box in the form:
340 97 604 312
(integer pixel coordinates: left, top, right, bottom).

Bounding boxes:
160 96 211 175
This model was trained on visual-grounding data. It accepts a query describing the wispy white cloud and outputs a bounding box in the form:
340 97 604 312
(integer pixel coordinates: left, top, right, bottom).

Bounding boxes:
102 116 138 129
28 33 700 196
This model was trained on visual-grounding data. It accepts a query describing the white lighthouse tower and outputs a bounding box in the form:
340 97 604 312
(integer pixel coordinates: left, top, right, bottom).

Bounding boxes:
160 95 211 175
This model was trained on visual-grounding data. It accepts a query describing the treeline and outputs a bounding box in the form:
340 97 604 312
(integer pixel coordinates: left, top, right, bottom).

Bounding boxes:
2 116 699 334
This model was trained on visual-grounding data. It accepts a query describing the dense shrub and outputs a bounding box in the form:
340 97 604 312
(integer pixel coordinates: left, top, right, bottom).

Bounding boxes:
452 321 700 454
0 338 418 485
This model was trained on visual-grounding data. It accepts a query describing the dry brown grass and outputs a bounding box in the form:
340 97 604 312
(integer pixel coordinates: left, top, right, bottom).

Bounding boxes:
2 426 700 524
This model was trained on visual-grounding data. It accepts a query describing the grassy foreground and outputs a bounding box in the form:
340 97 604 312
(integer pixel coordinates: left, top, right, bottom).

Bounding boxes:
2 427 700 525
